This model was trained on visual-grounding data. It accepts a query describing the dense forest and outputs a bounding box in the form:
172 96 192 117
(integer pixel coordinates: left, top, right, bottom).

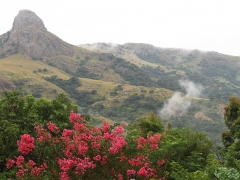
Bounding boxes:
1 91 240 179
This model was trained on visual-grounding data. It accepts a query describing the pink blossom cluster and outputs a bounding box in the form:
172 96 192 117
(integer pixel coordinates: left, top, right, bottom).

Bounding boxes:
57 118 128 177
47 121 60 132
127 169 136 176
128 155 148 167
137 163 157 178
135 134 161 150
6 156 47 179
57 157 96 180
17 134 35 154
35 125 52 142
69 110 85 123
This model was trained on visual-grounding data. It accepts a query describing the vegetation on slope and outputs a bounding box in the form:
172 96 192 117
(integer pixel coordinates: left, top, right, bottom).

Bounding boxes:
1 91 240 179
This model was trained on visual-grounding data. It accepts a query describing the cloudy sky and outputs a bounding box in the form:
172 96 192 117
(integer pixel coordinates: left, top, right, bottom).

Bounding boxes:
0 0 239 56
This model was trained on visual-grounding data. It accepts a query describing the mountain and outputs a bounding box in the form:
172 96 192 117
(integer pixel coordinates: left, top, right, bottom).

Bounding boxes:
0 10 73 59
2 10 239 143
79 42 240 101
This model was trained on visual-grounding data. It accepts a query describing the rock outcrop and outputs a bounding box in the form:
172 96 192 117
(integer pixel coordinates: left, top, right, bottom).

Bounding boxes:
0 10 74 59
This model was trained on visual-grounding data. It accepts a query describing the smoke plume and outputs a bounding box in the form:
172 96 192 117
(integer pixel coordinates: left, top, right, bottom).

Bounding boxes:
179 79 203 97
159 79 204 119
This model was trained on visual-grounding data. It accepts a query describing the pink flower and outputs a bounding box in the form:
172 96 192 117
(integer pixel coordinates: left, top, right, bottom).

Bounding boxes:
62 129 73 142
101 156 107 165
27 160 36 168
103 132 113 140
47 122 59 132
113 124 124 134
16 169 26 179
6 159 15 169
102 122 110 133
118 173 123 180
16 156 24 168
31 167 42 177
127 169 136 176
147 134 161 144
157 159 165 166
120 155 127 162
74 123 86 131
128 156 146 167
137 166 147 177
91 141 101 151
60 172 70 180
69 110 85 123
150 144 158 150
58 159 74 172
35 125 51 142
17 134 35 154
78 142 89 155
93 155 101 161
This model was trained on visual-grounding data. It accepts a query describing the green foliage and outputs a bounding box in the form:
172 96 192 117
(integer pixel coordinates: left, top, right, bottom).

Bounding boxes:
0 90 237 179
142 65 182 91
45 75 81 89
220 96 240 171
0 90 78 175
101 93 163 122
135 111 164 137
76 66 101 79
0 120 20 171
50 94 78 125
45 75 103 109
126 122 216 179
111 58 157 87
157 127 213 175
214 167 240 180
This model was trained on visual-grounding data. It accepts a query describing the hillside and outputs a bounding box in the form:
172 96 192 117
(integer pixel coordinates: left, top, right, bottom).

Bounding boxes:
80 43 240 101
1 10 237 142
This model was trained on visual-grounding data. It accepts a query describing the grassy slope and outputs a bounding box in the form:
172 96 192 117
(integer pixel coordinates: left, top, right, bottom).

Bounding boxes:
0 51 173 104
0 53 70 98
79 77 172 103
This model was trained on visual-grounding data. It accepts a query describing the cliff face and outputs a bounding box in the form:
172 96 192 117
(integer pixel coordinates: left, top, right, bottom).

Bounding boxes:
0 10 74 59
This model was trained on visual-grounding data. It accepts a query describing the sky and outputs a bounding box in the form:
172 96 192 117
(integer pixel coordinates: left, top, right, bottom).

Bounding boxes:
0 0 240 56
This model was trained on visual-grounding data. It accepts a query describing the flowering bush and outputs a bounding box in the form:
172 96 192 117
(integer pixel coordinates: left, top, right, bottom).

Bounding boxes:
6 110 165 179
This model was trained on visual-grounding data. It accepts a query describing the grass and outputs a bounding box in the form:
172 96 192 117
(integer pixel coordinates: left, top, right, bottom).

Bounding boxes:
0 53 70 79
78 77 173 108
0 53 71 98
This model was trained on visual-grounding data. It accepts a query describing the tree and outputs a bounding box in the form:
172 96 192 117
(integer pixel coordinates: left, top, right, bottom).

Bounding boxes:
222 96 240 170
0 120 20 171
0 91 78 175
134 111 164 137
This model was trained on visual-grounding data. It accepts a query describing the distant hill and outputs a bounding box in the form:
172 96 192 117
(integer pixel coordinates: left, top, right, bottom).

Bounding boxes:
2 10 239 143
79 42 240 101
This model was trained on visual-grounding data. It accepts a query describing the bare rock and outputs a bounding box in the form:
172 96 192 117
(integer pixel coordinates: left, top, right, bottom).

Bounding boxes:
0 10 74 59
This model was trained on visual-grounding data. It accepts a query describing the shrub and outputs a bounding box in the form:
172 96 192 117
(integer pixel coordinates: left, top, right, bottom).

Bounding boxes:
6 111 165 180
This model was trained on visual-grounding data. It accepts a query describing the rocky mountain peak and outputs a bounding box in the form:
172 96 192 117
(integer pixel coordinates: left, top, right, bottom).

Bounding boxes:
12 10 47 32
0 10 73 59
